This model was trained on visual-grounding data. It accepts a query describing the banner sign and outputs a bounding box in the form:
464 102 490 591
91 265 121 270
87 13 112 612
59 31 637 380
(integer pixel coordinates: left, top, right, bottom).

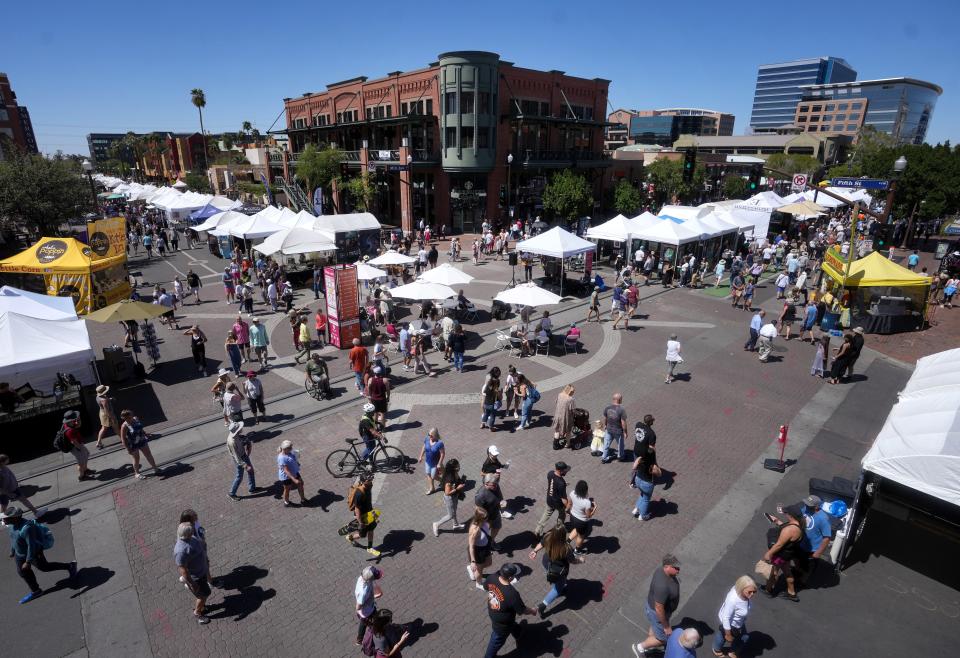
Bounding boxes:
86 217 127 260
324 265 359 348
824 246 847 274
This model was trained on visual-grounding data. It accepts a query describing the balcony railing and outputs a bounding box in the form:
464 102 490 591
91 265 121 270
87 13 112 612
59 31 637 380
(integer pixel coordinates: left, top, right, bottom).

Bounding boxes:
412 149 439 163
341 150 361 162
267 151 284 163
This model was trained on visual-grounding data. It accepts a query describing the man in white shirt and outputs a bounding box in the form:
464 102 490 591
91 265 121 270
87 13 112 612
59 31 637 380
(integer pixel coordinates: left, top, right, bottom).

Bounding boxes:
157 288 180 329
634 247 645 270
757 322 778 362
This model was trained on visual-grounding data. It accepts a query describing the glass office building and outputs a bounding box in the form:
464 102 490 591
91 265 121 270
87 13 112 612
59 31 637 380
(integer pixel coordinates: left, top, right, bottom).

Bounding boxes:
629 114 720 146
798 78 941 145
749 57 857 133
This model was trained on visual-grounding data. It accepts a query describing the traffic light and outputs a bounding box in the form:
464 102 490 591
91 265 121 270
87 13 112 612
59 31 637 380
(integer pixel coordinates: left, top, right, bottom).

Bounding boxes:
748 164 763 191
683 149 696 183
874 223 893 250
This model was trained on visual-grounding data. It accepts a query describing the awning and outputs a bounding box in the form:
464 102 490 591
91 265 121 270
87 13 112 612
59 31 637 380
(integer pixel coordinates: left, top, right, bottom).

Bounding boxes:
822 251 932 288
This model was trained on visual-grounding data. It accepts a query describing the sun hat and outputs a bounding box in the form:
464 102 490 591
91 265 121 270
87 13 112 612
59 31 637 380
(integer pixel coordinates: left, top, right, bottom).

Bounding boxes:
1 506 24 521
803 495 822 508
218 368 231 377
96 385 110 395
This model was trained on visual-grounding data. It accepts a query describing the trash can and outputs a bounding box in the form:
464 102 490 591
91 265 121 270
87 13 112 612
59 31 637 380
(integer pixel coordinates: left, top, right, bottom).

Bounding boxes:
102 347 133 383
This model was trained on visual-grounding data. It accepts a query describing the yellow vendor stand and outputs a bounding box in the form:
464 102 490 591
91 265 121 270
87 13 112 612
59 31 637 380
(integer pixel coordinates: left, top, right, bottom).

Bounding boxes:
0 236 130 314
820 250 931 334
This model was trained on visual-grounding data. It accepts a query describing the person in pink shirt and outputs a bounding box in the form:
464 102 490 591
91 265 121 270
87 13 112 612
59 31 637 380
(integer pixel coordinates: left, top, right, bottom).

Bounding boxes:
232 315 251 363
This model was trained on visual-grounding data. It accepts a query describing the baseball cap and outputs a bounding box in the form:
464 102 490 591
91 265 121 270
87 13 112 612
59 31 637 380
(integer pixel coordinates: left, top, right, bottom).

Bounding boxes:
361 566 383 581
803 495 822 508
555 461 570 472
373 366 383 375
246 371 257 378
251 316 260 323
662 554 681 568
488 445 501 456
280 440 293 450
498 563 521 579
783 504 805 520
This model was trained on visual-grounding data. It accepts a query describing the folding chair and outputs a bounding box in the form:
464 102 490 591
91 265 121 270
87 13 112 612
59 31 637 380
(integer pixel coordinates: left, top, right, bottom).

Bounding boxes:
508 336 524 358
535 336 550 356
462 303 479 323
564 335 580 354
495 330 511 352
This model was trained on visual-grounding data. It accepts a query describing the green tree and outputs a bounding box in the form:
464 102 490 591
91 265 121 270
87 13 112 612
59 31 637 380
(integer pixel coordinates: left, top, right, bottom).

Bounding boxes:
241 121 252 141
645 158 705 205
190 88 209 171
612 179 643 216
296 144 344 203
221 133 235 150
542 169 593 220
344 173 375 211
184 170 211 193
722 175 749 200
764 153 821 177
0 151 93 235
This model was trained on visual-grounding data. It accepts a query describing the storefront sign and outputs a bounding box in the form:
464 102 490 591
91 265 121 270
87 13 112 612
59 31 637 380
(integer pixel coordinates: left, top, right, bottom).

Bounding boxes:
85 217 127 259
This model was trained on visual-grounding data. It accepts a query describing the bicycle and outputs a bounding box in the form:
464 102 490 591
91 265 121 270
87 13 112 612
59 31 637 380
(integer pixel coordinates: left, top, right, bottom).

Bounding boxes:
325 436 407 478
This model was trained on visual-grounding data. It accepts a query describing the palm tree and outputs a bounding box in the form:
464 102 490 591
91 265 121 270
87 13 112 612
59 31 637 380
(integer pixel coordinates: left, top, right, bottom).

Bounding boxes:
241 121 252 142
190 88 209 171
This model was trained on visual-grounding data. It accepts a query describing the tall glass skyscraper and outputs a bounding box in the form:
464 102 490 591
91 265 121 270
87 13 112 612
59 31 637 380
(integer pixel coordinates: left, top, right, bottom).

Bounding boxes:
749 57 857 133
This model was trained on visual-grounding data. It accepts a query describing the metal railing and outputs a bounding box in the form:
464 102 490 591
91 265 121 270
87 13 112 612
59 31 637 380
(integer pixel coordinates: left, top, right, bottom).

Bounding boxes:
267 151 284 163
341 150 361 162
412 149 439 162
368 149 400 161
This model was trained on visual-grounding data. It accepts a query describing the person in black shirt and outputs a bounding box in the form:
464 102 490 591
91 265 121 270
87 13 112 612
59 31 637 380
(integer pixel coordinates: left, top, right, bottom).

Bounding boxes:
345 473 381 557
632 415 657 460
631 433 660 521
533 462 570 537
845 327 865 379
483 563 538 658
480 445 507 475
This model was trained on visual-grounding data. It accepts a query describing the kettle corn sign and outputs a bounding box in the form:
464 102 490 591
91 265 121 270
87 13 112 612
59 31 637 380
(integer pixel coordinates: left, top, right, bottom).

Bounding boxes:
85 217 127 259
35 239 69 264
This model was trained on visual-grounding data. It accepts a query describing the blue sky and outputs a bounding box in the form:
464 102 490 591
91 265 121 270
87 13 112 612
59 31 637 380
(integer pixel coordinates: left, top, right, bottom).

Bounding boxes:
6 0 959 156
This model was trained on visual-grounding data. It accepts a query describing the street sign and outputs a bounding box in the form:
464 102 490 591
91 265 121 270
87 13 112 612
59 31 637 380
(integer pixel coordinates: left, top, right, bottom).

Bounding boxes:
830 177 890 190
367 162 376 173
791 174 807 192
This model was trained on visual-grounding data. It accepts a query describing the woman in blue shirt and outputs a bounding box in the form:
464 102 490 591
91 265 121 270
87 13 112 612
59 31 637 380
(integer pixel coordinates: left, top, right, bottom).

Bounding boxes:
417 428 445 495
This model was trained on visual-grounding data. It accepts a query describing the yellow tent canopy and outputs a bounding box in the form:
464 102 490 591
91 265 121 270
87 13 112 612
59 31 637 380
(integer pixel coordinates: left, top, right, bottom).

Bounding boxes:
822 251 931 288
0 236 124 274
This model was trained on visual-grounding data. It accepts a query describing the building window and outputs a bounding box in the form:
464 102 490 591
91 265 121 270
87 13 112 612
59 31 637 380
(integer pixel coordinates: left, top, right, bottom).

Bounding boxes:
822 115 833 121
541 102 550 116
825 104 835 111
849 113 860 120
386 105 392 118
478 127 490 148
811 105 822 112
401 102 408 115
838 103 848 110
445 127 456 149
366 108 373 121
835 114 846 121
426 99 433 115
445 92 457 114
809 116 819 122
851 102 863 110
461 92 474 114
833 125 844 131
797 116 807 122
798 106 809 113
846 124 857 131
461 127 474 149
478 92 491 114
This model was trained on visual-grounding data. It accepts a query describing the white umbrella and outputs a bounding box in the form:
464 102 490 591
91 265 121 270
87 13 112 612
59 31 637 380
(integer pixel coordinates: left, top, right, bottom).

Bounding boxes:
369 250 416 266
355 261 387 281
494 282 562 307
389 278 456 301
420 263 474 286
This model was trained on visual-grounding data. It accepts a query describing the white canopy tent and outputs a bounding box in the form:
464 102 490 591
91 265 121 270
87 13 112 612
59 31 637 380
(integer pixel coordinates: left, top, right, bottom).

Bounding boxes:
193 210 249 234
253 227 337 257
901 348 960 397
354 261 387 281
0 285 78 320
0 312 97 392
586 214 645 242
213 215 286 240
315 212 381 234
516 226 596 258
632 216 706 246
728 191 786 239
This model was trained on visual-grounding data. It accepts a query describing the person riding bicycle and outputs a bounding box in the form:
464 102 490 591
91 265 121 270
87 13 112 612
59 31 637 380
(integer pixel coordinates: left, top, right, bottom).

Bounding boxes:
359 403 384 463
305 353 331 398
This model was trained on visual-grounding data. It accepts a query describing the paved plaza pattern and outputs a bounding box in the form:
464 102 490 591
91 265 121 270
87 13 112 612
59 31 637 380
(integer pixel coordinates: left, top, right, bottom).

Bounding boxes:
1 242 947 657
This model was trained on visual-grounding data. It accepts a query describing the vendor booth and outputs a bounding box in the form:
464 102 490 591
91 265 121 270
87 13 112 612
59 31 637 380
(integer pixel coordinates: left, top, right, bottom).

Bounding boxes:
515 226 597 295
0 237 130 314
820 250 930 334
836 347 960 584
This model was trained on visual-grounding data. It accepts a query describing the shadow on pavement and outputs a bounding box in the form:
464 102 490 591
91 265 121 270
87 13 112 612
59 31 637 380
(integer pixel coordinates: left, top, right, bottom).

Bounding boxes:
546 578 604 614
497 530 537 557
145 356 208 386
308 489 344 512
38 506 79 525
68 565 115 598
209 565 276 621
17 483 51 498
158 461 195 480
111 383 167 427
503 620 568 657
401 617 439 648
585 534 620 555
378 529 425 558
648 499 679 519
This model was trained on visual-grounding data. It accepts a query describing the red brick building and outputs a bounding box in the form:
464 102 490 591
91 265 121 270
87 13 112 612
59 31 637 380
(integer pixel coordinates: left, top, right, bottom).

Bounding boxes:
278 51 610 233
0 72 39 158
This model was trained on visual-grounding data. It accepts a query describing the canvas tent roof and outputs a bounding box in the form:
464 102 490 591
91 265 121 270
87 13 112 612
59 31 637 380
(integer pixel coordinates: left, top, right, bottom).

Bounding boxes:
0 237 123 274
252 227 336 256
0 285 77 320
0 311 96 392
822 251 931 288
862 347 960 507
901 348 960 398
314 212 381 234
193 210 249 233
214 215 286 240
631 217 704 245
585 214 646 242
516 226 596 258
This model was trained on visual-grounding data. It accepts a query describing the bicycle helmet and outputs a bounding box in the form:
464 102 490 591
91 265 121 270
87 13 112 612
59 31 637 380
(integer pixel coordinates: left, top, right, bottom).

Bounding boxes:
363 402 376 413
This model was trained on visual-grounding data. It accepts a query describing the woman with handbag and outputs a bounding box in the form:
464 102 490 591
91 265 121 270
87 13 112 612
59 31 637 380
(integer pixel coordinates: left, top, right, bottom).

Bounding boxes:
432 459 466 536
467 507 493 591
712 575 757 657
516 374 539 430
631 439 661 521
759 504 804 602
119 409 161 480
551 384 576 450
532 524 585 617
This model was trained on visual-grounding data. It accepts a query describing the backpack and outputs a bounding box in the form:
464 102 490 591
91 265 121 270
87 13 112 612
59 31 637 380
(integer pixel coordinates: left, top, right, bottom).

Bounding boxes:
53 426 71 453
29 520 55 550
361 626 377 657
528 387 541 403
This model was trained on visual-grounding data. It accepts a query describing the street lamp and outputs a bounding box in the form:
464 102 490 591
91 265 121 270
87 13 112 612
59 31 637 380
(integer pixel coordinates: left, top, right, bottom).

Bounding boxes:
81 159 99 214
883 155 906 228
506 153 513 223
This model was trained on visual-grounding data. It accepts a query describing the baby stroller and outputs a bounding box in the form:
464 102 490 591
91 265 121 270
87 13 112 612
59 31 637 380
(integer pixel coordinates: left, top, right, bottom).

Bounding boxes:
571 408 590 449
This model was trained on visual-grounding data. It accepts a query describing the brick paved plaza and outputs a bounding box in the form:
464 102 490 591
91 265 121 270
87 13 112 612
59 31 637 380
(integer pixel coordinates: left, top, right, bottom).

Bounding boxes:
1 241 954 657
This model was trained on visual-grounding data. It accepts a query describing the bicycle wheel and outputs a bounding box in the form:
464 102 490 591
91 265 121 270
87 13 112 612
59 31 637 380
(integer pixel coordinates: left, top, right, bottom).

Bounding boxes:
372 446 406 473
325 449 359 478
305 379 321 400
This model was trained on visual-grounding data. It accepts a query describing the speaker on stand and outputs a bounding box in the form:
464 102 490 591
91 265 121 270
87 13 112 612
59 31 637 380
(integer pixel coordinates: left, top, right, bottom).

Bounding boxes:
508 251 518 287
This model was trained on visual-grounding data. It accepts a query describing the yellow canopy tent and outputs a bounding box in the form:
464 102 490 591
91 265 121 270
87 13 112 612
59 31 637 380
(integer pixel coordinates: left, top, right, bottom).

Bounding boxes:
0 237 130 314
821 251 931 333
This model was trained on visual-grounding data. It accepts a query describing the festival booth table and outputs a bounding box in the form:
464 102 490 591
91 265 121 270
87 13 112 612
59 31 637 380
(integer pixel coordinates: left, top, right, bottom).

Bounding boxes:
820 250 930 334
314 213 382 264
253 227 338 283
515 226 597 295
0 237 130 315
835 347 960 575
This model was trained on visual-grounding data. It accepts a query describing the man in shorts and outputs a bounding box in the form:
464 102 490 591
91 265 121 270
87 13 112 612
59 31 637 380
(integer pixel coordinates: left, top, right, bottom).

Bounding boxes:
186 269 202 304
157 288 179 329
586 286 601 323
174 522 212 624
249 316 269 369
632 554 681 656
345 472 381 557
304 353 330 397
365 366 390 427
